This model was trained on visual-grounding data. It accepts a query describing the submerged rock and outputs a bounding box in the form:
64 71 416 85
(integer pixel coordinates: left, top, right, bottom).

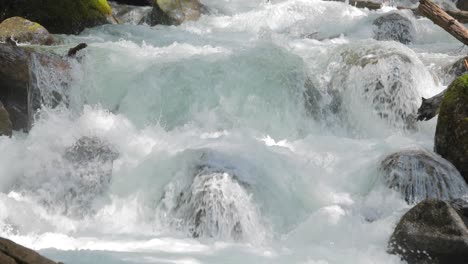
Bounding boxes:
59 136 119 216
0 100 12 137
0 42 70 132
0 237 59 264
144 0 203 25
110 1 152 24
156 166 262 241
0 0 115 34
435 74 468 182
15 136 119 217
441 57 467 84
373 12 415 44
309 43 422 132
388 199 468 264
379 148 468 204
0 17 54 45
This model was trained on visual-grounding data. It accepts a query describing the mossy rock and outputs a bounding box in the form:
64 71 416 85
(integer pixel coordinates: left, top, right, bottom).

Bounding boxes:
0 0 113 34
144 0 202 25
0 17 54 45
435 74 468 182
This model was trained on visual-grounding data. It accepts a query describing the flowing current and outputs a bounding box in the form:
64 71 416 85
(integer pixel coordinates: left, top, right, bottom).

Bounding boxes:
1 0 468 263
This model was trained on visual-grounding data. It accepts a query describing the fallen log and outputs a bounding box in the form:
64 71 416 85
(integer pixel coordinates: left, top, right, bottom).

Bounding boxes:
324 0 468 24
418 0 468 45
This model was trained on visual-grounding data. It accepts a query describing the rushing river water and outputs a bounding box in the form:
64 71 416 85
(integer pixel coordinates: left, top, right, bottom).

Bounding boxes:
0 0 467 263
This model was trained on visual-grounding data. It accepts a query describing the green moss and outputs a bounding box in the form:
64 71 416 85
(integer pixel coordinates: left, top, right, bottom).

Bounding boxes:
27 22 42 31
436 74 468 179
0 0 112 34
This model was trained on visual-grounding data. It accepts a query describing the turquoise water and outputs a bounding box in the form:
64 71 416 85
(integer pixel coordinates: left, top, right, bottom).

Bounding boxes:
0 0 466 263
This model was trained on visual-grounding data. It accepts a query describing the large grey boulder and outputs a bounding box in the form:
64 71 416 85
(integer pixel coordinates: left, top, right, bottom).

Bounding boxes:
388 199 468 264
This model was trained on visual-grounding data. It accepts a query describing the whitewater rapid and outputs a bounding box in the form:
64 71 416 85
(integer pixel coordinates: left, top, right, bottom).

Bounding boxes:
0 0 467 263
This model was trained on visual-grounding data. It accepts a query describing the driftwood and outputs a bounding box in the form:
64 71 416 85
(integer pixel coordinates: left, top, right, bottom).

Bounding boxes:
325 0 468 23
418 0 468 46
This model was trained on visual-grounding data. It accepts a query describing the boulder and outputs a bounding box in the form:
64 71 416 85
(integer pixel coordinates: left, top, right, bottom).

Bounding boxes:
59 136 119 216
310 43 421 132
14 136 119 217
0 0 114 34
388 199 468 264
373 12 415 44
435 74 468 182
109 1 153 24
379 148 468 204
0 100 12 137
0 17 54 45
0 237 59 264
143 0 203 25
0 42 70 132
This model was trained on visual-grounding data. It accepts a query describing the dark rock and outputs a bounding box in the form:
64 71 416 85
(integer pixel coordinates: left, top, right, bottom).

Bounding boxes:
109 0 152 6
67 43 87 57
144 0 204 26
435 74 468 182
0 237 59 264
373 12 415 44
457 0 468 11
0 252 15 264
379 148 468 204
0 43 70 132
442 57 467 83
0 17 54 45
388 199 468 264
0 100 12 137
417 89 446 121
0 0 115 34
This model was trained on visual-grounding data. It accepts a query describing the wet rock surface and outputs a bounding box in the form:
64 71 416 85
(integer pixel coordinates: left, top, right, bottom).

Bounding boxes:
0 42 70 132
388 199 468 264
0 237 59 264
373 12 415 44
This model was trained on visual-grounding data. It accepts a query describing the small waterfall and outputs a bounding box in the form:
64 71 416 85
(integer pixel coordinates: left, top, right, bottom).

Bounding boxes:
29 53 73 111
305 41 431 135
156 166 266 243
379 148 468 204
